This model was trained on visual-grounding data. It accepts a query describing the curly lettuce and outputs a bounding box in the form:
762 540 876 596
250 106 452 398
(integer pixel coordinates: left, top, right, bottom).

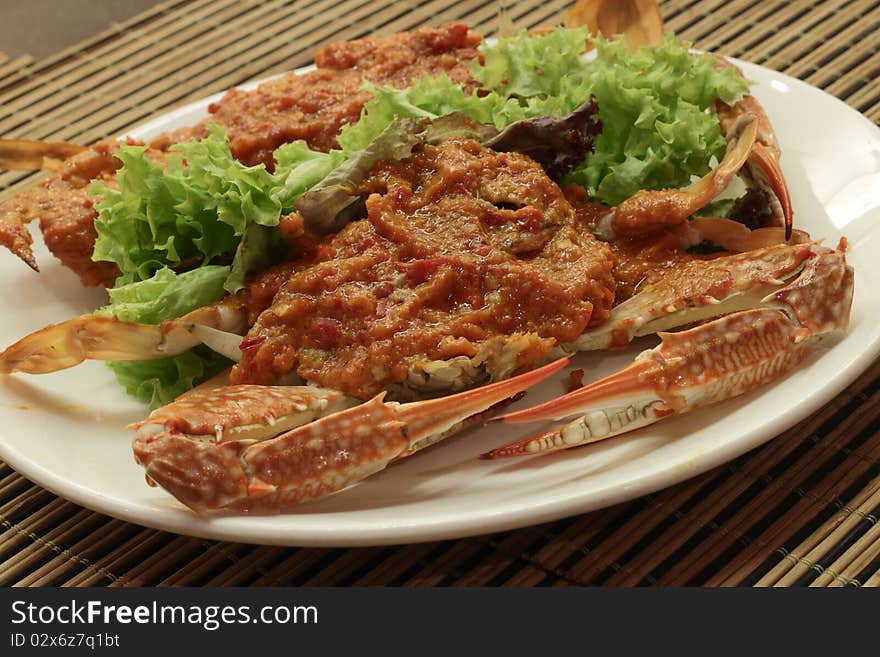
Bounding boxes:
91 125 340 294
98 265 230 324
94 266 232 408
92 126 274 291
339 29 749 204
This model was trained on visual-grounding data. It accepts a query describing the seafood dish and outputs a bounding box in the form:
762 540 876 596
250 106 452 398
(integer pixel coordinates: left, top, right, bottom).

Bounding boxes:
0 20 855 515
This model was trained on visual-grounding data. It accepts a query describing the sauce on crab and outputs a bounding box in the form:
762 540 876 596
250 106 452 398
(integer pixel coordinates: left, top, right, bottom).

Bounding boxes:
565 184 727 303
177 23 482 168
232 139 616 399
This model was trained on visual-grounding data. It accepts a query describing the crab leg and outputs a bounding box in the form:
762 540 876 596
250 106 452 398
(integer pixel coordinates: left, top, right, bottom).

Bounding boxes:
1 140 124 274
0 295 249 374
594 115 758 240
570 240 814 352
679 217 802 253
0 138 87 171
132 357 569 512
0 217 37 272
485 242 853 458
0 138 81 269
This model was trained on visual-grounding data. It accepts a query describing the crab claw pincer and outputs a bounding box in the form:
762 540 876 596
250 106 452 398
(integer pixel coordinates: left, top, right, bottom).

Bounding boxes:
484 242 852 459
717 94 793 240
0 217 38 272
132 357 570 512
0 296 249 375
594 115 759 240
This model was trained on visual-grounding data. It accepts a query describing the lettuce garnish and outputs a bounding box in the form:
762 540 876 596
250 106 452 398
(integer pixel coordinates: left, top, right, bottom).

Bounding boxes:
93 267 232 408
91 125 340 293
107 349 231 410
98 265 230 324
339 29 749 204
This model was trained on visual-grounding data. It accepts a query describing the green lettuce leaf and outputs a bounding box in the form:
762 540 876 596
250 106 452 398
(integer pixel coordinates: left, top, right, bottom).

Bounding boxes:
96 266 233 409
97 265 230 323
564 34 748 204
95 265 232 408
295 117 431 234
338 29 749 205
272 140 346 206
91 126 342 293
473 26 591 98
91 125 281 286
107 348 230 410
224 224 275 294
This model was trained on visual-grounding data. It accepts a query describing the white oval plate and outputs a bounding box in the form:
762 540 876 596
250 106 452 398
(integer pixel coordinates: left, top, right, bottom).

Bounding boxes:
1 59 878 547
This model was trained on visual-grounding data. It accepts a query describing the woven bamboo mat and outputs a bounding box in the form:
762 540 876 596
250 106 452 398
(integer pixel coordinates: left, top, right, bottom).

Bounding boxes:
0 0 878 587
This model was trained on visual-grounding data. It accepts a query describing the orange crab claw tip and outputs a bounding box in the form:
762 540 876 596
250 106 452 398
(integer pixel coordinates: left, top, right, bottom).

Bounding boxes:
0 221 39 271
751 142 793 240
21 253 39 272
496 360 656 424
478 441 530 459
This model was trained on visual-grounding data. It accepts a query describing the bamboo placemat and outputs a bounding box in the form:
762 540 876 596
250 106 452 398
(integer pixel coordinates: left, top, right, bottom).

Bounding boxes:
0 0 878 587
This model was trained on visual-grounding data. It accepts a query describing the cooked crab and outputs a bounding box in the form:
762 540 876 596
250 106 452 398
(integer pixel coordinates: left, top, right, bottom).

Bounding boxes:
0 74 854 512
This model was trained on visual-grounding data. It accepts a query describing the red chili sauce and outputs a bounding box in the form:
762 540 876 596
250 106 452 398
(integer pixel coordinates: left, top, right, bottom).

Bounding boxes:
564 184 702 302
181 23 480 168
232 139 615 399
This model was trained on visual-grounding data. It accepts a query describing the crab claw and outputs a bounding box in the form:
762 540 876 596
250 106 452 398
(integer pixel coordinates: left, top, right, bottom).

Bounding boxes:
132 356 570 512
130 384 353 442
0 138 87 171
570 241 815 353
595 115 758 240
717 94 793 240
0 296 249 375
484 242 852 458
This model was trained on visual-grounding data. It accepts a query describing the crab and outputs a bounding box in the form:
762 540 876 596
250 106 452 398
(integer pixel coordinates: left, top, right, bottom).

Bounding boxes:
0 70 855 514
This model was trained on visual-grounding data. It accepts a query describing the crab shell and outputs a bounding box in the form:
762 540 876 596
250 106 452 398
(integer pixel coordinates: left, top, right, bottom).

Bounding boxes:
130 358 570 513
486 240 853 457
